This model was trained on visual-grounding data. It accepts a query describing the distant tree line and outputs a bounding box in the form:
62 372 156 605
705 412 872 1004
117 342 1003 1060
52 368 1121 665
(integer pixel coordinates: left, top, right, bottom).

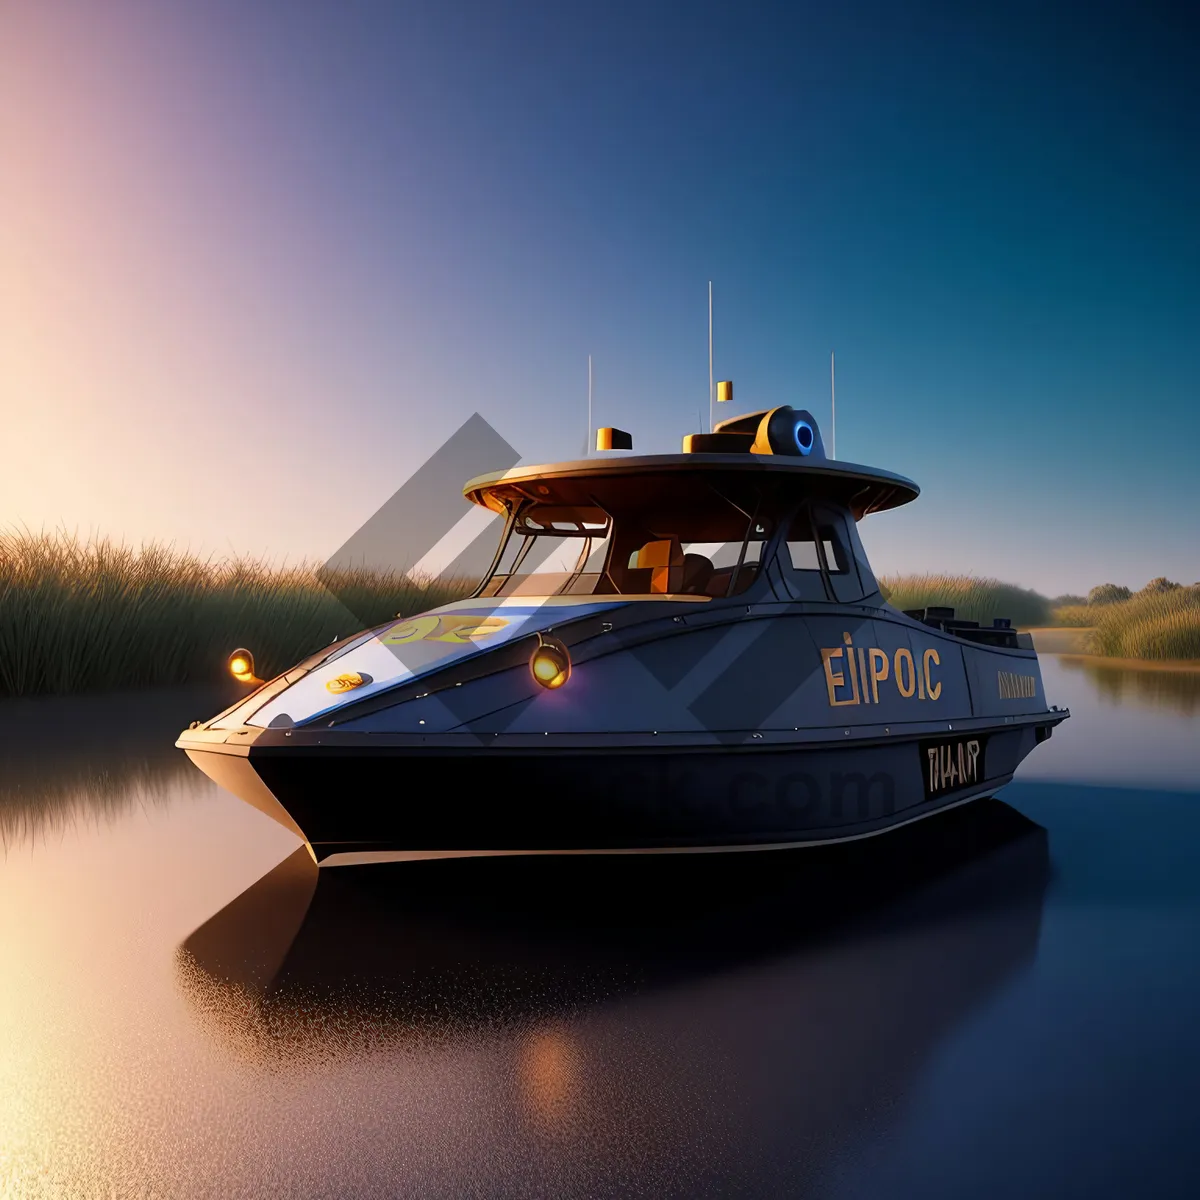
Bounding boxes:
1084 578 1198 606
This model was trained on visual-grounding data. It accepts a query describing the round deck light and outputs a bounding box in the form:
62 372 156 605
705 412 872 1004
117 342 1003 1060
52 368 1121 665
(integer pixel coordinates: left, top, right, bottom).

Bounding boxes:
530 635 570 689
228 648 262 684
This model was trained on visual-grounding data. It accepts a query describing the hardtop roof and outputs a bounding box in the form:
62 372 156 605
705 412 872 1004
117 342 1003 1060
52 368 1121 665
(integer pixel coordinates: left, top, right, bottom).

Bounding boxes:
463 453 920 521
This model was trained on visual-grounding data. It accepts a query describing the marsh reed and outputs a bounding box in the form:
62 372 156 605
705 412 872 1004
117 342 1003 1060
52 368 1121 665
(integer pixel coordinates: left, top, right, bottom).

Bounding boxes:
877 573 1052 629
0 529 475 698
1082 586 1200 661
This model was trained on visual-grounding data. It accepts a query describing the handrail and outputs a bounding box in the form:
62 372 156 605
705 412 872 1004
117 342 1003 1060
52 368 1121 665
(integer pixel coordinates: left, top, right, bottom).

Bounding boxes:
725 488 765 597
470 503 519 599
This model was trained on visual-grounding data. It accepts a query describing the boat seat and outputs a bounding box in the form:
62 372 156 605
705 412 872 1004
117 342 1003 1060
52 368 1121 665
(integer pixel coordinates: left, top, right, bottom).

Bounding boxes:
681 553 714 594
706 562 759 596
632 538 684 593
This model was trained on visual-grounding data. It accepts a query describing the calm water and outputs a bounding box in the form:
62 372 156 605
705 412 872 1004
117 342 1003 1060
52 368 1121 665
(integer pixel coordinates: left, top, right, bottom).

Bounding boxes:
2 655 1199 1199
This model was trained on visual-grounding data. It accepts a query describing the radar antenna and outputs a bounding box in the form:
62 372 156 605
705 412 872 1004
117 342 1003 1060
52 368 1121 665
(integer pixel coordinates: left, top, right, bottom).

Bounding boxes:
708 281 714 433
830 349 836 459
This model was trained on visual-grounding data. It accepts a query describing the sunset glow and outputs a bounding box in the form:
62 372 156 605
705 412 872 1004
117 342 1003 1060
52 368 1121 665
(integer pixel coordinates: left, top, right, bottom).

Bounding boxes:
3 2 1197 595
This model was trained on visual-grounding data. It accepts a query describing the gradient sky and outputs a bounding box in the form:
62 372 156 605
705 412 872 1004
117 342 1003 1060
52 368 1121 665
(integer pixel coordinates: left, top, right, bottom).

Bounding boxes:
2 0 1197 596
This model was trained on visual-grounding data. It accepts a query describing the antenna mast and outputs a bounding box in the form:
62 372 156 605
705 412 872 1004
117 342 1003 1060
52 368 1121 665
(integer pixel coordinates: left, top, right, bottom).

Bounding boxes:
588 355 592 456
708 281 714 433
830 350 836 459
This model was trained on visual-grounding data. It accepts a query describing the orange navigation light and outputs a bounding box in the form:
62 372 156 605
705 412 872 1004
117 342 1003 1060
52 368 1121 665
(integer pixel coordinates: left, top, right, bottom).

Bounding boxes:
530 634 571 689
228 648 262 684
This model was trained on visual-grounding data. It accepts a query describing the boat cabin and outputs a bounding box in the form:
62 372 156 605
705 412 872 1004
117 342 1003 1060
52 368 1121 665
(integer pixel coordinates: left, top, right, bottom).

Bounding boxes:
459 405 1024 648
465 457 888 606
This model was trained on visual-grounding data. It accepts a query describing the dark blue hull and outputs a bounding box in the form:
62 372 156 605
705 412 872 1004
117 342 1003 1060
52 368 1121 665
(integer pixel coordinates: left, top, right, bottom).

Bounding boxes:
181 713 1063 865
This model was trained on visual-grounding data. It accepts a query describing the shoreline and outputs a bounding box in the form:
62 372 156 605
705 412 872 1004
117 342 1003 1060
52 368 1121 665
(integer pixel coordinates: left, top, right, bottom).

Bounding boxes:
1026 627 1200 673
1056 653 1200 674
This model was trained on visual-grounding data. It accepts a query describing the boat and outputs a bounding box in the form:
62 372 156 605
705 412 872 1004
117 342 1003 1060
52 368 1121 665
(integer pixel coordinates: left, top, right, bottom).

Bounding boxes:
175 403 1070 866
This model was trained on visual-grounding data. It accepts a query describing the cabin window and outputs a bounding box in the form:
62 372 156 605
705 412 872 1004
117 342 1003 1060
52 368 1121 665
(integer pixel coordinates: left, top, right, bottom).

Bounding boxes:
492 527 533 576
473 481 774 600
842 515 881 599
611 522 767 597
478 507 615 598
787 532 838 574
779 503 874 603
681 525 767 597
783 505 833 601
480 528 613 598
811 503 868 603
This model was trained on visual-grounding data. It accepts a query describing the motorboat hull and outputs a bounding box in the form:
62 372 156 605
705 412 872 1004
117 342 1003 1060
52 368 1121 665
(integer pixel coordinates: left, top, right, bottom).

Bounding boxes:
180 711 1063 865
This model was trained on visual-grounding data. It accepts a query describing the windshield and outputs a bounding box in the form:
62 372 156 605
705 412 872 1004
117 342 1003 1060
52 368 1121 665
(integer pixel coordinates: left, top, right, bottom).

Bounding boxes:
475 490 771 599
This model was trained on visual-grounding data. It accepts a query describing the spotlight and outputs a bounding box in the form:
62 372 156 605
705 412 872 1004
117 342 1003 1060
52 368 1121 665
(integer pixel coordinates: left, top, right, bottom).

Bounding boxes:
228 648 262 684
751 406 821 457
530 634 571 689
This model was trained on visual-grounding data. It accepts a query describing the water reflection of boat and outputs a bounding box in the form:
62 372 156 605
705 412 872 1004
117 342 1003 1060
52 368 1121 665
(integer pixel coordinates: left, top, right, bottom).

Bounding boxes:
177 406 1068 864
0 685 239 849
176 798 1050 1065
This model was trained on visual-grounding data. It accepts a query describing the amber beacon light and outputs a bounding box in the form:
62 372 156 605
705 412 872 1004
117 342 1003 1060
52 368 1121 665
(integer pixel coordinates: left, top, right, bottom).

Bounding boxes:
228 648 263 684
530 634 571 689
595 427 632 451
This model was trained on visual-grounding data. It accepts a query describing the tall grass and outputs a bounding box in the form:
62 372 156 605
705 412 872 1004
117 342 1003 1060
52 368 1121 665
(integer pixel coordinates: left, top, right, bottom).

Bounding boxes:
1049 604 1093 627
1084 586 1200 661
0 529 476 698
878 574 1051 629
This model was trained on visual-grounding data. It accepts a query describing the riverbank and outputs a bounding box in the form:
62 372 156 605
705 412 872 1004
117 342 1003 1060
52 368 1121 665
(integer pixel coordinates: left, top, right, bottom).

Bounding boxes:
1027 627 1093 655
1029 628 1200 676
1060 653 1200 674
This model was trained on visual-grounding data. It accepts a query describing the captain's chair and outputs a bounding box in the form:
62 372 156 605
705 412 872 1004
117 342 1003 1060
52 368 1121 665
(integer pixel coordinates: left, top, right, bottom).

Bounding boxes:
627 538 684 593
681 553 714 594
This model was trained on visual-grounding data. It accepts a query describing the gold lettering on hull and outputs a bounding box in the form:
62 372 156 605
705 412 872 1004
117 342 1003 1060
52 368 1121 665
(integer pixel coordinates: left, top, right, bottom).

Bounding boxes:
868 648 889 703
998 671 1037 699
821 633 941 707
382 614 509 645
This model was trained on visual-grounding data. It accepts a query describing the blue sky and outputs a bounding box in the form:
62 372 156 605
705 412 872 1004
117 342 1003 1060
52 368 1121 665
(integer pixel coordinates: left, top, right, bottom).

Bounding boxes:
2 0 1197 595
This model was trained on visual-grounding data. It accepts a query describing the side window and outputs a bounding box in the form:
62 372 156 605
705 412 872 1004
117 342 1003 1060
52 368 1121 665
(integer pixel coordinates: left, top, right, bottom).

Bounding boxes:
678 525 768 597
812 504 866 603
843 516 880 599
722 527 766 596
679 539 763 569
783 506 831 601
479 529 533 594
